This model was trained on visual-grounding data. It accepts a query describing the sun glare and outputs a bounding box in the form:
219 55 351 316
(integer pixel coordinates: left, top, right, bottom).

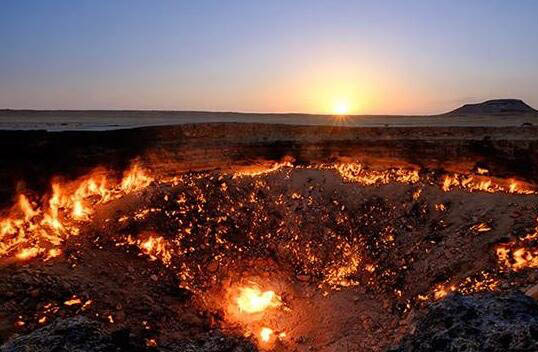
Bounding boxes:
332 99 350 115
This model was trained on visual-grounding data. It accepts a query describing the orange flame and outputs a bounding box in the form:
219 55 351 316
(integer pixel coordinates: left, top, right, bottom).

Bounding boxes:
121 234 173 266
121 163 153 192
0 162 152 261
442 174 534 194
260 327 273 342
64 297 82 306
236 286 281 314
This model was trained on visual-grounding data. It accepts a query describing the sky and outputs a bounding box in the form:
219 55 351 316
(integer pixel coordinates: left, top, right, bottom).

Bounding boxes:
1 0 538 115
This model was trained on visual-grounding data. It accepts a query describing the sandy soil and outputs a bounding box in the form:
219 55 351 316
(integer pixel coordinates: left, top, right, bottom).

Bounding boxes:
1 110 538 131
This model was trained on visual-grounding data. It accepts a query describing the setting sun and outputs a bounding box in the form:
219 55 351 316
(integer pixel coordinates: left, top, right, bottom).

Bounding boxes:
332 99 351 115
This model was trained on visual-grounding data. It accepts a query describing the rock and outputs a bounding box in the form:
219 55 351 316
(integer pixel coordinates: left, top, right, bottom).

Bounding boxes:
383 299 391 310
0 317 118 352
296 274 311 282
161 330 257 352
115 310 126 323
207 261 219 273
296 336 307 344
361 317 372 330
526 284 538 300
389 292 538 351
0 317 257 352
142 295 154 305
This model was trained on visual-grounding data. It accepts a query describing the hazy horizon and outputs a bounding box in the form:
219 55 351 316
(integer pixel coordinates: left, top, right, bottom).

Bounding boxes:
1 1 538 115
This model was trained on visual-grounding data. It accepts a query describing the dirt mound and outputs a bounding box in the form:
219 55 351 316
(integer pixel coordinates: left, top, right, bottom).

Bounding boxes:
446 99 536 115
390 292 538 352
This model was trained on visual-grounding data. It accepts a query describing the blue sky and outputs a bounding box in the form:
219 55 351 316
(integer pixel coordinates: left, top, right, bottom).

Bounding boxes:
1 0 537 114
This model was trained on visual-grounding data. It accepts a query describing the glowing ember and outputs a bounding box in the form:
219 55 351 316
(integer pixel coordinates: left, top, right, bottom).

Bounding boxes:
146 338 157 347
236 286 281 314
434 203 446 212
433 284 456 300
470 223 492 233
64 297 82 306
260 327 273 342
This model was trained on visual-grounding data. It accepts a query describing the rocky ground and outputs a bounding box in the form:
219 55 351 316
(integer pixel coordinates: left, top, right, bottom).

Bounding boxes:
390 292 538 352
1 166 538 351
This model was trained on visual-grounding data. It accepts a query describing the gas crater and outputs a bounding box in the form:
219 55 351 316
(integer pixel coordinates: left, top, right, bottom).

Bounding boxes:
2 158 538 351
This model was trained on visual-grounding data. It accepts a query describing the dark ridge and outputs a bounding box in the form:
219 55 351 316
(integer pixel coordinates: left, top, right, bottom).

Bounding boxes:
446 99 537 116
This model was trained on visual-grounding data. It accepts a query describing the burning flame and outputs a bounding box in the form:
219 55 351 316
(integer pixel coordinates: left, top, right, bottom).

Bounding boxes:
260 327 273 342
120 163 153 192
16 247 40 260
233 161 294 178
497 246 538 271
236 286 281 314
119 234 173 266
495 218 538 271
0 162 152 261
441 174 533 194
332 163 419 186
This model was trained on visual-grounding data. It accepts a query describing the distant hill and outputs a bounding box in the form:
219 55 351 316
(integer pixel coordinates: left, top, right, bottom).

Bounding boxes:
446 99 536 115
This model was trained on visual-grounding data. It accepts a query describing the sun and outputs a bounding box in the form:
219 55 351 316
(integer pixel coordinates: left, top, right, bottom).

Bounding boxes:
332 99 351 115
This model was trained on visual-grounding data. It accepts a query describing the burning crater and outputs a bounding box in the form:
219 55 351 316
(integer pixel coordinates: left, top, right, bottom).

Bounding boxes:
2 152 538 351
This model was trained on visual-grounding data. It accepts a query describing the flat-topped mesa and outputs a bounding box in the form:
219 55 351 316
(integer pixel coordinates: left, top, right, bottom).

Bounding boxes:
446 99 537 116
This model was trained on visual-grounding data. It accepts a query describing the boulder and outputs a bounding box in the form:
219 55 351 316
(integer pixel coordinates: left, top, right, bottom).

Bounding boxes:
390 292 538 352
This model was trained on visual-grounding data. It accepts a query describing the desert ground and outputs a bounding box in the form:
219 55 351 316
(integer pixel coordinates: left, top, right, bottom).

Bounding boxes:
1 107 537 131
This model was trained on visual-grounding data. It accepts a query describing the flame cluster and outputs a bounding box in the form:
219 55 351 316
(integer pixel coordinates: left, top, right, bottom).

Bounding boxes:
496 218 538 271
0 163 152 261
330 163 420 186
231 284 284 346
117 234 173 266
441 174 533 194
497 246 538 271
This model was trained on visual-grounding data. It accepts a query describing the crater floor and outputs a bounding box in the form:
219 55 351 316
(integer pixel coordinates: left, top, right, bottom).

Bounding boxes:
1 165 538 351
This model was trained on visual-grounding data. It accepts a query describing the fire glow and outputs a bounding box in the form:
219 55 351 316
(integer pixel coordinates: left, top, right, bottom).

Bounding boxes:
0 162 153 261
231 284 284 347
236 286 281 314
